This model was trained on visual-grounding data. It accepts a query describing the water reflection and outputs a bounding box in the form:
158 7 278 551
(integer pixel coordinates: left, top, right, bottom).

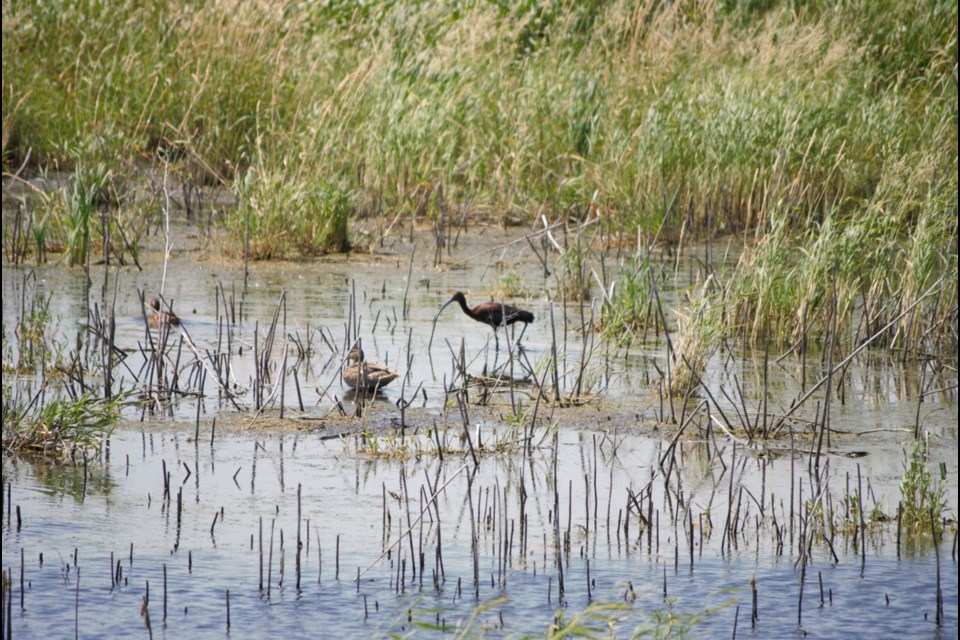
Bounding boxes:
3 425 957 638
2 224 957 637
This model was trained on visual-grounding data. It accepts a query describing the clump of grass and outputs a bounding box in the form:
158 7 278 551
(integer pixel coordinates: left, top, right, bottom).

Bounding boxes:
2 0 304 175
670 276 723 397
353 420 533 462
555 240 590 301
724 180 957 352
228 167 350 260
63 159 112 266
2 388 129 460
599 257 653 345
14 159 121 266
2 289 64 375
493 271 530 299
900 438 947 534
546 593 730 639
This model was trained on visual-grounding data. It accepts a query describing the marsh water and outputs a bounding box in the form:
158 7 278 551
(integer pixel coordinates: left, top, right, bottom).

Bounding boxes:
2 216 958 638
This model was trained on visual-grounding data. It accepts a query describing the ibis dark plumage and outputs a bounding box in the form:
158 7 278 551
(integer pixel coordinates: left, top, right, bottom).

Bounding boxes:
434 291 534 349
439 292 534 328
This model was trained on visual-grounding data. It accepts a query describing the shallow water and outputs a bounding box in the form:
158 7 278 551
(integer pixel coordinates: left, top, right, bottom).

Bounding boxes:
2 219 958 637
4 426 957 638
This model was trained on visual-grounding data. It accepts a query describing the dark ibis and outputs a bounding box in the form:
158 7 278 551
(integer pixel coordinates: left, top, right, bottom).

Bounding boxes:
148 298 180 327
432 291 534 350
342 347 399 392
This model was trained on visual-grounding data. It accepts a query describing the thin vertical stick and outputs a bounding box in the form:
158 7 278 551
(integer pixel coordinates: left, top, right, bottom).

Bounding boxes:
20 548 25 610
163 564 167 622
74 568 80 640
280 345 288 419
296 483 302 592
931 506 943 626
267 518 275 598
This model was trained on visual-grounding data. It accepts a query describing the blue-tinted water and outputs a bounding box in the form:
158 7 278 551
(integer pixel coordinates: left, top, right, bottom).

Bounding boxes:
3 225 957 638
4 426 956 638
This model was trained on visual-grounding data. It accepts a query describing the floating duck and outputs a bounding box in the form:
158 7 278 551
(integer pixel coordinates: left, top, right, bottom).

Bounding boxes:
148 298 180 327
342 347 399 392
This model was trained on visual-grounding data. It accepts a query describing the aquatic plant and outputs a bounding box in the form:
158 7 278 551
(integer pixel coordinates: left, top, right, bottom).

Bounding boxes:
2 388 129 460
3 287 63 374
899 438 947 534
390 587 727 638
599 257 654 346
230 166 350 259
355 421 531 462
670 276 724 397
63 160 112 267
494 271 530 300
555 238 590 302
548 593 731 639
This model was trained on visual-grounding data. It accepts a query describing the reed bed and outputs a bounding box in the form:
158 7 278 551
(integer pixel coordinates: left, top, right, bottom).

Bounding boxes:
4 0 956 349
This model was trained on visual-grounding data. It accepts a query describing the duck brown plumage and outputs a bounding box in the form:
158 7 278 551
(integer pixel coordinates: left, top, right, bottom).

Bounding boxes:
147 298 180 327
342 347 399 392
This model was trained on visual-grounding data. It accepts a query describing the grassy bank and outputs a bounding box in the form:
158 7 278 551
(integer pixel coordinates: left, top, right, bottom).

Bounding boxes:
2 0 957 348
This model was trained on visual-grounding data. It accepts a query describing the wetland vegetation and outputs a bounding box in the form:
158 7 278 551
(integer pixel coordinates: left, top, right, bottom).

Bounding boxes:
3 0 957 365
2 0 958 637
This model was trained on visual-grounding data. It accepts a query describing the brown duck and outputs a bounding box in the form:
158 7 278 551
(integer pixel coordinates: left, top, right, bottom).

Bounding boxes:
147 298 180 327
342 347 399 392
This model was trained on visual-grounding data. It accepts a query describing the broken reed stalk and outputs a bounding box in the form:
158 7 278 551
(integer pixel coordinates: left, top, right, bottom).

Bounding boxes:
648 264 675 421
815 280 839 475
402 247 415 319
552 431 565 600
280 345 288 419
399 328 414 431
857 463 866 570
401 470 416 585
244 203 250 289
549 303 561 401
466 467 480 599
931 506 944 625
